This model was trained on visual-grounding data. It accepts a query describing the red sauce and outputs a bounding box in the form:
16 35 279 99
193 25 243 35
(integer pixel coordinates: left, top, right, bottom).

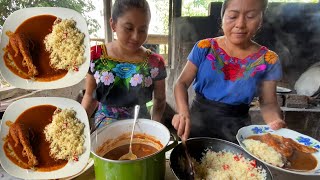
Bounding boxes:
103 143 158 160
4 15 67 81
3 105 67 171
248 135 317 171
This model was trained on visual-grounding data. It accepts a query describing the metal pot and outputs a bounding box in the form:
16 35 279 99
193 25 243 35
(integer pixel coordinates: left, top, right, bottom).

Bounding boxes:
91 119 177 180
170 137 273 180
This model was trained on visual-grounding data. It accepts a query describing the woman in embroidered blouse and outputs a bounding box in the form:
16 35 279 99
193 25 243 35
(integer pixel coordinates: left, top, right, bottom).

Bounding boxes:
81 0 166 129
172 0 286 142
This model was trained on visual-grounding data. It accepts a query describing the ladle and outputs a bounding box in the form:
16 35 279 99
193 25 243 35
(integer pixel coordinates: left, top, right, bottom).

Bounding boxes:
119 105 140 160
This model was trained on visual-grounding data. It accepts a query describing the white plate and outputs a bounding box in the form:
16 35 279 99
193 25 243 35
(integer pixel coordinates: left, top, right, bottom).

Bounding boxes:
277 86 292 93
237 125 320 176
60 157 94 180
0 7 90 90
0 97 91 179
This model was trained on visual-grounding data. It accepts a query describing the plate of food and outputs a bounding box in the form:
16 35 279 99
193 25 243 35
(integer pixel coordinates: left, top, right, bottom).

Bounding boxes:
237 125 320 176
170 137 273 180
0 7 90 89
0 97 91 179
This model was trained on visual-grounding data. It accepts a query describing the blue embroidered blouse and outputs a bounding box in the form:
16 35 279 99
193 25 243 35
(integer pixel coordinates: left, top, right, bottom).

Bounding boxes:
188 38 282 105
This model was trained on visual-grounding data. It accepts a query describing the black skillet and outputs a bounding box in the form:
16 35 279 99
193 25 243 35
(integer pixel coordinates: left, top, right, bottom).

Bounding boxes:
169 137 273 180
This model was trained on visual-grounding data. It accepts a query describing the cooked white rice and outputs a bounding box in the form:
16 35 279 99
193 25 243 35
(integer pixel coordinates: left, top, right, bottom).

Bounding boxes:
243 139 285 167
194 150 267 180
44 108 85 161
44 18 85 71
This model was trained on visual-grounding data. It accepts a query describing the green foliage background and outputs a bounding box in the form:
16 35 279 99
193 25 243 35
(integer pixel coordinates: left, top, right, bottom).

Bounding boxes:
182 0 319 17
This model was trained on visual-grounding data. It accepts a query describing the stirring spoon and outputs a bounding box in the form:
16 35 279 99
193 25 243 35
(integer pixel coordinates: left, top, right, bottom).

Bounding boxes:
119 105 140 160
181 140 195 180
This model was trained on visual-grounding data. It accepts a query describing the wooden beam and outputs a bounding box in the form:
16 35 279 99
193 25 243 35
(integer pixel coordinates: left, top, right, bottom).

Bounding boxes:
145 34 168 44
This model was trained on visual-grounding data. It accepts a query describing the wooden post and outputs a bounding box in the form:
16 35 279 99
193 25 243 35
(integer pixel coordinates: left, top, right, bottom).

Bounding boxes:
173 0 182 18
169 0 182 69
103 0 113 43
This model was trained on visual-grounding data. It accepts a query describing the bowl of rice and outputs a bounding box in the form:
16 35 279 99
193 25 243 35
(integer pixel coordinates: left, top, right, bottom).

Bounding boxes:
169 137 273 180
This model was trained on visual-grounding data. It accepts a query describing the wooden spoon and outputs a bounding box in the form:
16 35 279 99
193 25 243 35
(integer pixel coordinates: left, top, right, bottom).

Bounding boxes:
119 105 140 160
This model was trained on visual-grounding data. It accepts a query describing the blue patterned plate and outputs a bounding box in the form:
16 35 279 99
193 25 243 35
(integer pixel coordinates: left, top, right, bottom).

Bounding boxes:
236 125 320 176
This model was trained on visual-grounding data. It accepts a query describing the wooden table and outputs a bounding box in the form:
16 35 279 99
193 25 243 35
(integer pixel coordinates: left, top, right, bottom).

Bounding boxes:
73 161 320 180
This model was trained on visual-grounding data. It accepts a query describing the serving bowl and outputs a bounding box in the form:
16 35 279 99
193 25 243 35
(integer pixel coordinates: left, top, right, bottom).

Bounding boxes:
170 137 273 180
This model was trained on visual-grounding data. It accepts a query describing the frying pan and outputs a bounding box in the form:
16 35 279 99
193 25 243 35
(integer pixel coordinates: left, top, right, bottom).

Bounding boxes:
169 137 273 180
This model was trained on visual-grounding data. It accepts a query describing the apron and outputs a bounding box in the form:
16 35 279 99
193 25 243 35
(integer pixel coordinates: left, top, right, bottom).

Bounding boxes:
189 93 251 143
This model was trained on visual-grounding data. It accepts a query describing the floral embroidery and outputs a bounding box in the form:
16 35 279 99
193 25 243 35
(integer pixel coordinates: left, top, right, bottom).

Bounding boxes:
90 45 165 91
90 62 95 72
91 46 103 61
206 53 215 61
221 63 245 81
250 64 267 77
101 71 115 85
145 76 152 87
94 71 101 84
130 74 143 86
211 61 216 70
197 39 211 48
264 50 278 64
240 59 248 64
254 64 266 72
149 54 163 67
150 67 159 78
204 39 270 81
93 58 152 89
112 63 137 79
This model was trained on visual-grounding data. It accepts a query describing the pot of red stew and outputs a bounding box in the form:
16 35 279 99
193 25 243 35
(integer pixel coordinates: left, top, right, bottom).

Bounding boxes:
91 119 177 180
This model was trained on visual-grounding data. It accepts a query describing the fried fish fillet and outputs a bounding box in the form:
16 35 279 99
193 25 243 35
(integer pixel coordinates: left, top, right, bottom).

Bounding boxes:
260 133 317 159
6 31 38 77
3 51 30 79
9 122 38 167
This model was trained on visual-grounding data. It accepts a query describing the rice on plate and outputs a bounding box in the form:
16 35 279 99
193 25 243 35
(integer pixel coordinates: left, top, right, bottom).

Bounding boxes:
194 150 267 180
44 108 85 161
44 18 85 71
242 139 285 167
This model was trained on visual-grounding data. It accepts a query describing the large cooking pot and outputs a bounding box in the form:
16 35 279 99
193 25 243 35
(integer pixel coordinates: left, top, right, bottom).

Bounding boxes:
91 119 177 180
170 137 273 180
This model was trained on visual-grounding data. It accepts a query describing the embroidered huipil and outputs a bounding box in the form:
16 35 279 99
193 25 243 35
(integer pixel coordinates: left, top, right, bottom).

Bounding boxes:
188 38 282 105
89 45 166 126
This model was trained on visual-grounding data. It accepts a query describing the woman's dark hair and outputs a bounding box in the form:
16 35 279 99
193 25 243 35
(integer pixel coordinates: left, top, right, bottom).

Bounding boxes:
112 0 151 22
220 0 268 19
